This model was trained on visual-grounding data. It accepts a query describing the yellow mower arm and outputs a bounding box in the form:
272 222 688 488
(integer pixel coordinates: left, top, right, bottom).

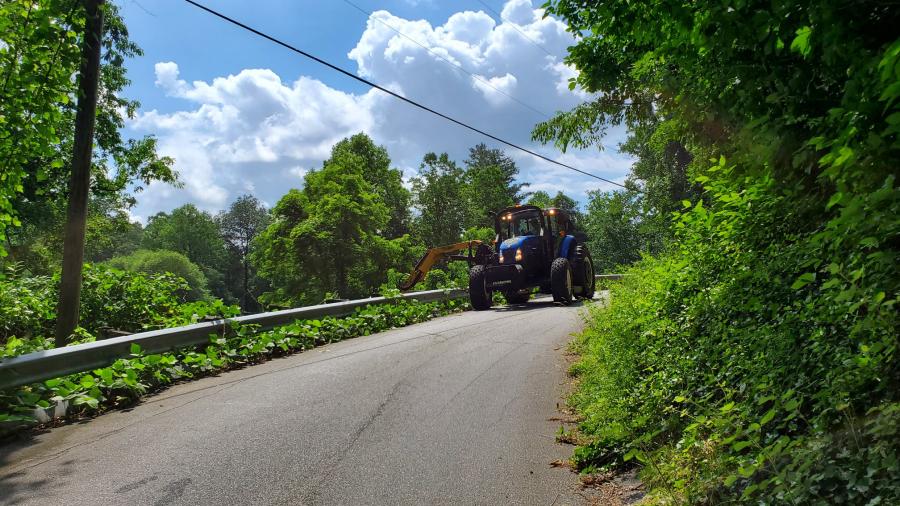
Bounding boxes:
399 240 482 291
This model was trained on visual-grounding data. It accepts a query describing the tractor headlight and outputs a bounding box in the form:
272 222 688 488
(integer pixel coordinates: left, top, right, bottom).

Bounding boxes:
499 254 505 263
515 248 523 262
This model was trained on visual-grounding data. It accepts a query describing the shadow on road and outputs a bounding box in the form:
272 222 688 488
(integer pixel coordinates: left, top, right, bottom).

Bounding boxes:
0 431 78 504
490 296 587 312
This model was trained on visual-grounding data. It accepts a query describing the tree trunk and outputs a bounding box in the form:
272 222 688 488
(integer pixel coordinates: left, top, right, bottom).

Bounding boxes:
55 0 104 347
336 258 347 299
242 253 249 311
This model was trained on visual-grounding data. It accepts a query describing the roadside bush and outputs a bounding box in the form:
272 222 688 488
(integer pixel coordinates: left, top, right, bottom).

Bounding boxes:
569 162 899 504
106 249 209 301
0 296 468 428
0 265 55 342
423 261 469 290
0 264 235 346
78 264 196 334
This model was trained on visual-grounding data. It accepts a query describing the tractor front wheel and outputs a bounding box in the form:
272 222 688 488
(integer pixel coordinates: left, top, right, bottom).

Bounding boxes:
550 257 574 304
469 265 492 310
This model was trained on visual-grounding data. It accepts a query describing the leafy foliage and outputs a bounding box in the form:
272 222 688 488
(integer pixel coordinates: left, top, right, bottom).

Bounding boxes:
411 152 468 247
0 263 235 351
77 264 215 334
253 135 419 305
527 190 581 222
581 190 658 273
326 133 411 238
541 0 900 503
462 143 529 228
143 204 229 299
106 249 209 302
0 0 82 255
0 1 177 260
571 172 898 503
0 265 56 342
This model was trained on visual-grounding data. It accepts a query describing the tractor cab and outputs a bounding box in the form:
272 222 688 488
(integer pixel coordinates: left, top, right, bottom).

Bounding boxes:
543 207 574 257
492 205 576 261
495 207 544 242
494 206 548 278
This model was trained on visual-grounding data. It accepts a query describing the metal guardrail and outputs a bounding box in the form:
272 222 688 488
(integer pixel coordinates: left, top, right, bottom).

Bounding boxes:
0 288 467 391
595 274 627 280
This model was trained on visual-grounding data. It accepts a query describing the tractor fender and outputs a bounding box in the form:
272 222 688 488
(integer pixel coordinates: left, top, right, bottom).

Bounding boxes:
558 235 576 259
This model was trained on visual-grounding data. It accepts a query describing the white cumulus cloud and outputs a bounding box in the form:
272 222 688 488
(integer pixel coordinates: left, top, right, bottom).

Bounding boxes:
128 0 631 220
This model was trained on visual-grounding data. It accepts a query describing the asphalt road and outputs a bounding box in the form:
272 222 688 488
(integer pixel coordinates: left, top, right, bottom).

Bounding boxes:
1 295 595 505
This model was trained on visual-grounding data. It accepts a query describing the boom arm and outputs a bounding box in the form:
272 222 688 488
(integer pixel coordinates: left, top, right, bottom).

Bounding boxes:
399 241 482 291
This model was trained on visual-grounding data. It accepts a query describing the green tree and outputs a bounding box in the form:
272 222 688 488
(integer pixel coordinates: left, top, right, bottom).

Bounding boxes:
251 189 314 306
0 1 177 259
0 0 83 255
8 196 144 274
218 195 270 311
254 141 417 305
618 119 701 231
526 191 552 208
84 206 143 262
411 153 467 246
142 204 228 299
462 144 527 228
526 190 580 221
581 190 653 272
300 152 389 298
325 133 410 238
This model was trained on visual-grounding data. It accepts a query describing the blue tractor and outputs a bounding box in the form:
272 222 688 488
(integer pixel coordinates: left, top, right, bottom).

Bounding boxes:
400 205 595 309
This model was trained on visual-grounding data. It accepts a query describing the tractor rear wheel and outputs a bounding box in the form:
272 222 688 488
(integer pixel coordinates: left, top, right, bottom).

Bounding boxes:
503 290 530 305
550 257 573 304
468 265 492 310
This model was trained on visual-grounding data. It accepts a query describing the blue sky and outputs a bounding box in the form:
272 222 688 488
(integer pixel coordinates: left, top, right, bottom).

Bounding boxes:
118 0 632 221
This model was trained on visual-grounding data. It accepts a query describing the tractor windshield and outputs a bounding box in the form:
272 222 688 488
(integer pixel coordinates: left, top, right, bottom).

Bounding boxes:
497 211 542 240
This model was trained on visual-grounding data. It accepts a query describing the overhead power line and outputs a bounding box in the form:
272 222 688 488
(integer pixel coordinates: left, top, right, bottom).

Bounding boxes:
474 0 554 58
340 0 550 120
181 0 628 190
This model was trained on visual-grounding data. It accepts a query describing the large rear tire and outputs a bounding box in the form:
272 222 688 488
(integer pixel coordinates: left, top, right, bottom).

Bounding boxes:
469 265 492 310
550 257 574 304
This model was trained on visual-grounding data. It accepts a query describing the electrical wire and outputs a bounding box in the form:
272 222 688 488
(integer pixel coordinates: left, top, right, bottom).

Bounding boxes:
340 0 550 120
181 0 628 190
473 0 554 58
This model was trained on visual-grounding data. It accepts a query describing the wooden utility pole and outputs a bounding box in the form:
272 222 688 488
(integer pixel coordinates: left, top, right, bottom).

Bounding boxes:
55 0 104 347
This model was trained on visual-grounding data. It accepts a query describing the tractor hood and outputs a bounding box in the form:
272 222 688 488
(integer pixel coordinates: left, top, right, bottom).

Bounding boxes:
499 235 539 257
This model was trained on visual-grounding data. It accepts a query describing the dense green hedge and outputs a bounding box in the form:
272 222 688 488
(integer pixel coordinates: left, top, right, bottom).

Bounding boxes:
106 249 211 301
0 296 467 432
570 165 898 504
0 263 233 344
